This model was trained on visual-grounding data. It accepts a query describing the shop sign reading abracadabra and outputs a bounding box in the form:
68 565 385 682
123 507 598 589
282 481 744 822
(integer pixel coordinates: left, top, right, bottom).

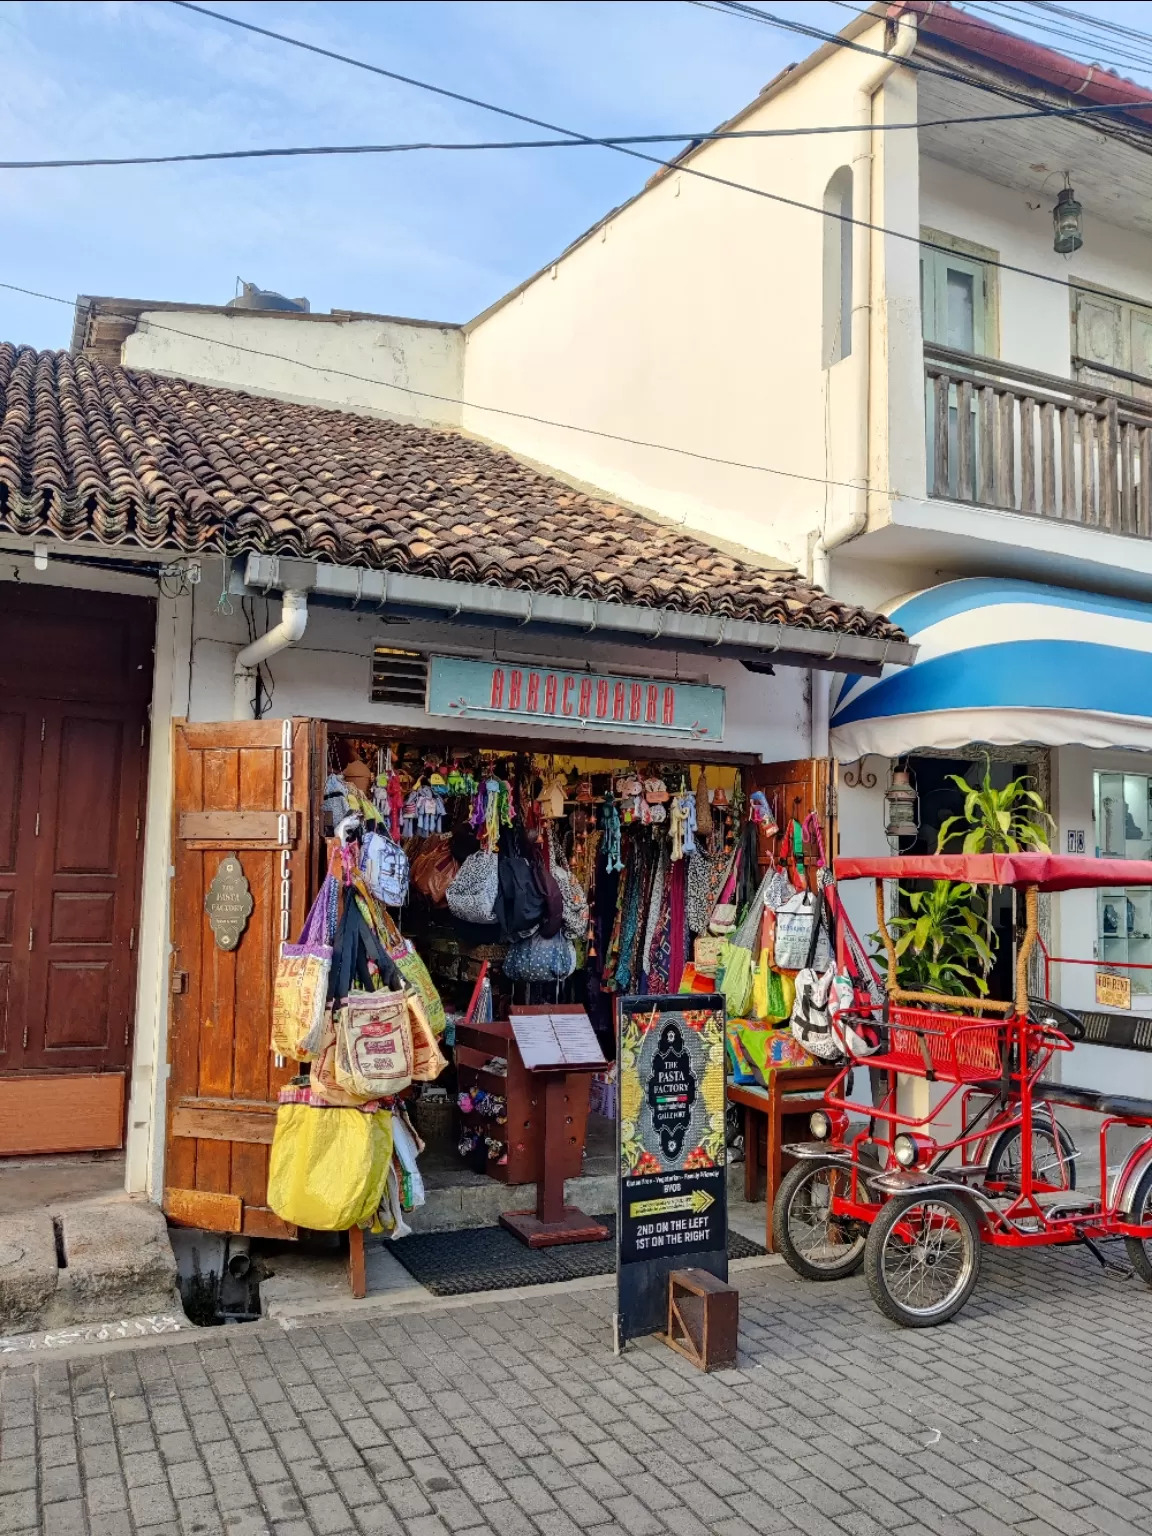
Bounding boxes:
426 656 725 741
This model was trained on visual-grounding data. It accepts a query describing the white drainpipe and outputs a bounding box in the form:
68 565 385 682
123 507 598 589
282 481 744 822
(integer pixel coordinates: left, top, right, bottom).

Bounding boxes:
233 588 308 719
811 10 918 758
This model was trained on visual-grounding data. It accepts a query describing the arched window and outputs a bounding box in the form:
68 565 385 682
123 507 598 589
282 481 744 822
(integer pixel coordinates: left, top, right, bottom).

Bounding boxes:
822 167 853 367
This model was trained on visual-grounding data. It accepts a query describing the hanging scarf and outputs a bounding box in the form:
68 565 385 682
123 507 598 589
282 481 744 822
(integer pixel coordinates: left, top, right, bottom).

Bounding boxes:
602 792 623 873
641 843 669 977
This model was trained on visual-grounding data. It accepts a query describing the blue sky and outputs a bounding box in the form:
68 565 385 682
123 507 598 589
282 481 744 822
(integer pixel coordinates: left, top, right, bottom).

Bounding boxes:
1 0 1149 350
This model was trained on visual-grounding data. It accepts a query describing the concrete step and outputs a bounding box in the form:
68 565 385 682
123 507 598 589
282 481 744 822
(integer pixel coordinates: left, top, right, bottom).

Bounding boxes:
0 1195 181 1333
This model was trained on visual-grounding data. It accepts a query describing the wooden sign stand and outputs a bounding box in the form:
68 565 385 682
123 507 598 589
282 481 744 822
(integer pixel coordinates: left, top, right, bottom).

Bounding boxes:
500 1006 610 1249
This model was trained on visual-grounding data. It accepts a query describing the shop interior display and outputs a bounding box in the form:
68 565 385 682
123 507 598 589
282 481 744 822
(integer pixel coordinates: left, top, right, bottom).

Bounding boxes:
267 729 833 1247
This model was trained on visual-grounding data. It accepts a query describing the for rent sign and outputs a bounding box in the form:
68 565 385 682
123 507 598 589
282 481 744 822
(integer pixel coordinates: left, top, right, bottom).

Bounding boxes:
427 656 725 741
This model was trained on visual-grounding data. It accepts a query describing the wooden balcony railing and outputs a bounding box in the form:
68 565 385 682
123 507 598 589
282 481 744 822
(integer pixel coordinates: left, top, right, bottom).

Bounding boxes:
925 342 1152 536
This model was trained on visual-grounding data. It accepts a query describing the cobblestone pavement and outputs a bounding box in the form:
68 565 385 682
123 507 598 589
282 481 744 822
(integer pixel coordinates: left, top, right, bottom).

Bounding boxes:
4 1244 1152 1536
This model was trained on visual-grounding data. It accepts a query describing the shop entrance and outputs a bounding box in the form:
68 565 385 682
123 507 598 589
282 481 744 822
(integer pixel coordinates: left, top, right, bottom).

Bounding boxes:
163 710 830 1248
0 583 154 1154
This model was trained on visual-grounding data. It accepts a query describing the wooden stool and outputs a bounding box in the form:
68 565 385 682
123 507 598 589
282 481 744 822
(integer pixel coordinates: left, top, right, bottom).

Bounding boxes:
727 1066 838 1250
666 1268 738 1371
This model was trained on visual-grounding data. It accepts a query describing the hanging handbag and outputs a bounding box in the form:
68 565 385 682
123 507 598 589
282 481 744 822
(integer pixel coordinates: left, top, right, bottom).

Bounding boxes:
503 931 577 982
335 989 414 1098
789 892 851 1061
375 905 447 1037
407 993 448 1081
267 1103 394 1231
774 890 831 971
309 1008 376 1107
361 828 409 908
271 875 336 1061
446 849 499 925
410 835 458 906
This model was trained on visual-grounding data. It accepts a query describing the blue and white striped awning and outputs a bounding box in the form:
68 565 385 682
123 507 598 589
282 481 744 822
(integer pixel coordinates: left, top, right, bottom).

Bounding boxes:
831 577 1152 760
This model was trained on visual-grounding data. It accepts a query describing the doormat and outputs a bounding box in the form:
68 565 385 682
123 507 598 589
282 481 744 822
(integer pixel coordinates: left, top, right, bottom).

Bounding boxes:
384 1216 765 1297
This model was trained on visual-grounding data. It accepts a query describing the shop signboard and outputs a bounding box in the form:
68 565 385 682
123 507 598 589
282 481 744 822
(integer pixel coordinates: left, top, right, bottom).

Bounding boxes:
615 993 727 1345
427 655 725 741
1097 970 1132 1009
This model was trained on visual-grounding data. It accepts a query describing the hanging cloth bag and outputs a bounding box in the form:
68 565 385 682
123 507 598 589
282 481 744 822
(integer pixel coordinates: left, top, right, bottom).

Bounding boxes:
361 828 409 908
775 889 832 971
504 932 578 982
335 990 414 1099
789 893 851 1061
374 904 447 1038
407 992 448 1081
271 875 336 1061
267 1104 393 1230
446 849 499 925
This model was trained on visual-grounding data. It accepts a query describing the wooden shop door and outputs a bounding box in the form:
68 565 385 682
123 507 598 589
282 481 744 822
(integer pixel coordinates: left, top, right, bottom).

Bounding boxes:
0 585 153 1155
746 758 835 868
164 717 323 1238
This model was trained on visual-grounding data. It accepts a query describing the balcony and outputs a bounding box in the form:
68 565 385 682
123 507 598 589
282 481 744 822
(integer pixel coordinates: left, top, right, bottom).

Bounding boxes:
925 343 1152 536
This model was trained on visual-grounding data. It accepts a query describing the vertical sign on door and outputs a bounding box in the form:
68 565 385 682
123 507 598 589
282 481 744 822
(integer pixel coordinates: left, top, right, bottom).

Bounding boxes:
615 993 727 1345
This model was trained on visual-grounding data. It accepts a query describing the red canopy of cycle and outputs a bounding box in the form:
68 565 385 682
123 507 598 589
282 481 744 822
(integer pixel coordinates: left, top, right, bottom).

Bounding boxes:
833 853 1152 891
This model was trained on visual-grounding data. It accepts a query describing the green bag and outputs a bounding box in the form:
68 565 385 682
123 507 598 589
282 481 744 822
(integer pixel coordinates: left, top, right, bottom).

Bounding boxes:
719 940 755 1019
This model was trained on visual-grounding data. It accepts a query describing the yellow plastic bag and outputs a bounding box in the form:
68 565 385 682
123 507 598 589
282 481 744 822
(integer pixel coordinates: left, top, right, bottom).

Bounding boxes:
267 1104 393 1231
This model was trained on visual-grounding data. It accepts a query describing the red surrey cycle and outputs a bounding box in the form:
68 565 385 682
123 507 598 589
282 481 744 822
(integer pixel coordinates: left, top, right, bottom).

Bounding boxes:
772 853 1152 1327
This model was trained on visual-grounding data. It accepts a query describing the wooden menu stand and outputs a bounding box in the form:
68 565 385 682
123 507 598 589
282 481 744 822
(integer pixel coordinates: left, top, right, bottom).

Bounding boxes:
500 1006 610 1249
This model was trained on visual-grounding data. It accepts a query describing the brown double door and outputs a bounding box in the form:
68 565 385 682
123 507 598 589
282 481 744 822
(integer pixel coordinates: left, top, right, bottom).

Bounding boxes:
0 585 152 1144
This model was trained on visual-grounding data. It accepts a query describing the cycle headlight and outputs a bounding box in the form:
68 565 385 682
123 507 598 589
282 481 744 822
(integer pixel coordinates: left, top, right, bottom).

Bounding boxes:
893 1134 918 1168
810 1110 832 1140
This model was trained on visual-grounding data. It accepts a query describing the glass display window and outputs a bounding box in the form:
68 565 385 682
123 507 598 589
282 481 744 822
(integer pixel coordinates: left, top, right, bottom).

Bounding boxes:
1095 771 1152 996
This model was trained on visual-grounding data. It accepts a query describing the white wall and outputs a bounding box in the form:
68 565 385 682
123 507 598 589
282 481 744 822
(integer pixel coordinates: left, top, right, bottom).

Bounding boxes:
919 157 1152 380
1051 744 1152 1098
462 21 903 573
188 585 811 762
122 311 464 428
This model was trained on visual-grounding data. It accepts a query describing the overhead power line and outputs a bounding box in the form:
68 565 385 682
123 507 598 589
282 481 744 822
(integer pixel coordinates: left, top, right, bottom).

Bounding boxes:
703 0 1152 114
0 278 905 499
168 0 1143 303
3 92 1147 171
828 0 1152 77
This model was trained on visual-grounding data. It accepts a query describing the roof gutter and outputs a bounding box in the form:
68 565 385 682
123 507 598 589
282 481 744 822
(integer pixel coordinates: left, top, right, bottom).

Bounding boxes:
238 554 915 676
889 1 1152 120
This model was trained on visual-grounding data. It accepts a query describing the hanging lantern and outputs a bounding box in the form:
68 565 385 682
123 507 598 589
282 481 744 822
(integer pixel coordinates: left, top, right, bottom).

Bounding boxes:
884 765 920 845
1052 180 1083 256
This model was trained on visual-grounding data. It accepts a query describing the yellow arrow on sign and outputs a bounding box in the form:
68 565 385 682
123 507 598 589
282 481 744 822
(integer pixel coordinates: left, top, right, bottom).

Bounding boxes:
629 1190 715 1219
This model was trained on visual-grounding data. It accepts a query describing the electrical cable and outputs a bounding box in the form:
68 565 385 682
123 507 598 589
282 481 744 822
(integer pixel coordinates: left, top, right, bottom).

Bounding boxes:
2 92 1148 171
165 1 1147 301
828 0 1152 76
700 0 1152 112
0 278 911 497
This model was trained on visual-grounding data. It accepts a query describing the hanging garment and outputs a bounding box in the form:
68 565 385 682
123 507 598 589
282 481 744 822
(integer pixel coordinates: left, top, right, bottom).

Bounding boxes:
641 843 669 979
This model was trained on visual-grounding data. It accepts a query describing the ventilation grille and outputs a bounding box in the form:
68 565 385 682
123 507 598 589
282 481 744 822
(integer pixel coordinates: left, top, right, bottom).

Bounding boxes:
371 647 428 707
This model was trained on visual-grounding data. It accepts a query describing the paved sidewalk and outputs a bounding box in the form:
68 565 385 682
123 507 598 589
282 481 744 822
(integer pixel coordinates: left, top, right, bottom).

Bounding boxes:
3 1245 1152 1536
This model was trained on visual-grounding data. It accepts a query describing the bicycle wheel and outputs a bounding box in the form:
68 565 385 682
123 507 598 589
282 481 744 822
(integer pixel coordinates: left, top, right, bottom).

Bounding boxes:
772 1157 867 1281
865 1191 981 1327
1124 1164 1152 1285
988 1118 1077 1191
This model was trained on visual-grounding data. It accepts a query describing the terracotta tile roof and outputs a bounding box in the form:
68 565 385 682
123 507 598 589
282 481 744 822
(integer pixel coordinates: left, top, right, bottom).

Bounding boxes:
0 346 903 640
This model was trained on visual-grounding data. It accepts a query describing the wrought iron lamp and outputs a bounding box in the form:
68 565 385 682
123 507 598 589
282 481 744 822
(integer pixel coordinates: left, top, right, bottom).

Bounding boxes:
1052 178 1083 255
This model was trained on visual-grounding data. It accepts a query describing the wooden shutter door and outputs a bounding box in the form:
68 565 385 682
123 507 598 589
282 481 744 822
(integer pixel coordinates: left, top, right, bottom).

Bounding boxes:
165 718 322 1238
